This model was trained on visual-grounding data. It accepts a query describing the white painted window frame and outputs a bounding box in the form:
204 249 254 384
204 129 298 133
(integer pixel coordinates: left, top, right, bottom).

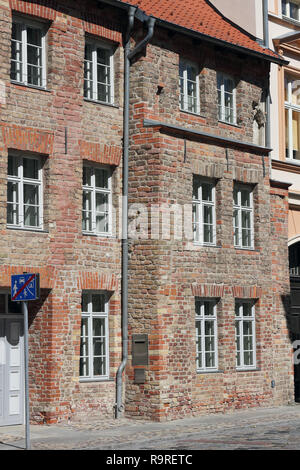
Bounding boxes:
179 59 200 115
193 177 216 246
82 163 112 236
282 0 300 21
235 301 256 370
285 75 300 160
233 184 254 250
80 291 109 381
217 72 237 125
84 38 115 105
11 16 47 88
7 153 43 231
195 298 218 372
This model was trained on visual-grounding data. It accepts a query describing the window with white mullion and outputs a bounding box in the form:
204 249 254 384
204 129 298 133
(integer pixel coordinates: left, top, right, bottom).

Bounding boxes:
235 301 256 370
84 41 114 104
80 292 109 380
11 20 46 88
195 299 218 371
285 75 300 160
233 185 253 249
282 1 300 20
193 177 216 245
7 155 43 229
179 60 200 115
82 165 112 235
217 73 236 125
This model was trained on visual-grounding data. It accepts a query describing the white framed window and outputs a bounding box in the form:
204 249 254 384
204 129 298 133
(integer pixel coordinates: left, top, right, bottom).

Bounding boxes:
80 292 109 380
179 59 200 114
217 73 236 124
233 184 254 249
285 74 300 160
235 301 256 370
82 164 112 236
84 39 114 104
282 0 300 21
11 17 47 88
195 298 218 371
193 176 216 245
7 154 43 230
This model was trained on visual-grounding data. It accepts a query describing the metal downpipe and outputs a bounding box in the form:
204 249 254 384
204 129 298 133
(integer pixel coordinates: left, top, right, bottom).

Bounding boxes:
115 8 155 419
263 0 271 171
115 5 136 419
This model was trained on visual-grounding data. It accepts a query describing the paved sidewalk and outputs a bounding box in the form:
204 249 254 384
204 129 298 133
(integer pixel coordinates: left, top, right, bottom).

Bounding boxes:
1 404 300 450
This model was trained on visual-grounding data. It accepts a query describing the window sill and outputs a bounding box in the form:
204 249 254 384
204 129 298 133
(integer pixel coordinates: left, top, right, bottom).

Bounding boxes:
11 81 50 93
83 98 119 109
179 108 204 119
234 247 258 253
79 377 114 383
82 231 114 238
218 120 240 129
236 367 260 372
197 369 223 375
7 225 48 234
282 14 300 27
193 242 221 249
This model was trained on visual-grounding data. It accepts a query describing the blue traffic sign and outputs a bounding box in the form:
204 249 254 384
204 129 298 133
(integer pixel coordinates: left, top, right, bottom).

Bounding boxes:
11 273 40 302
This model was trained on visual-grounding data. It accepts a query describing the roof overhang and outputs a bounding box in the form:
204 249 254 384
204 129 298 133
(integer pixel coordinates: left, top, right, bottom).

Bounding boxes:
97 0 287 66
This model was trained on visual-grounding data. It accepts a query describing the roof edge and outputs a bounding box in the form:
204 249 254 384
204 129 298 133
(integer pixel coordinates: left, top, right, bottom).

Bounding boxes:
98 0 287 65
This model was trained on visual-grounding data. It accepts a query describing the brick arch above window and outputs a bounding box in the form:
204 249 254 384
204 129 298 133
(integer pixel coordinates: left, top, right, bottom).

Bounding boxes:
79 140 122 166
9 0 58 21
191 283 224 298
78 272 119 292
1 124 54 155
231 285 262 299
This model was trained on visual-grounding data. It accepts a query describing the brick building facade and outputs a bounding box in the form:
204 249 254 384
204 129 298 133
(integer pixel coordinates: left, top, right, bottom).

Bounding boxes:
0 0 295 425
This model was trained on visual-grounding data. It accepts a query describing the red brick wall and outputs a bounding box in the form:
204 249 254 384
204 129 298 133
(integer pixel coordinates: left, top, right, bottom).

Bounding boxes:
0 0 294 424
124 29 294 420
0 0 125 423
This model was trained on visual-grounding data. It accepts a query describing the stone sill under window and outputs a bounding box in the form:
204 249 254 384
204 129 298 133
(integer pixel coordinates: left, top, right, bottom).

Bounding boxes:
84 97 119 109
236 368 261 372
197 369 224 375
282 14 300 27
193 243 222 249
7 225 48 234
218 120 241 129
11 81 51 93
282 158 300 167
79 378 114 383
179 108 206 120
82 231 114 239
235 247 260 254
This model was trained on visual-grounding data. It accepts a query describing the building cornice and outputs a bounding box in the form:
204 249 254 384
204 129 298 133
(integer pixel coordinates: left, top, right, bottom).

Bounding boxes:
143 119 272 154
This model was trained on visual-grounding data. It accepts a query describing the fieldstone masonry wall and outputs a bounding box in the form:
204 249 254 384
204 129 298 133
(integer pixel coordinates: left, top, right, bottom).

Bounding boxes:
0 0 294 424
125 28 294 420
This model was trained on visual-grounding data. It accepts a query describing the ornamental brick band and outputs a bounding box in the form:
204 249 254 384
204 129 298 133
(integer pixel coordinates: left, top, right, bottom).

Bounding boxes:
1 124 54 155
231 285 262 299
79 140 122 166
191 283 225 298
78 272 119 291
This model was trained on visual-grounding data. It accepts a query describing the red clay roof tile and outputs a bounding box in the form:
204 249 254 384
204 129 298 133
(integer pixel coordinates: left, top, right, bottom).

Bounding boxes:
117 0 281 61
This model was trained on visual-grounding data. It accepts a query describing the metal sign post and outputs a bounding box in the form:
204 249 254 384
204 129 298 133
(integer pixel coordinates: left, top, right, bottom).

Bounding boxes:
22 301 30 451
11 273 40 451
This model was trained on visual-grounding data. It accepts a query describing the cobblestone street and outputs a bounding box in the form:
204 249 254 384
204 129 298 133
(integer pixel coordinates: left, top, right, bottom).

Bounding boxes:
1 404 300 451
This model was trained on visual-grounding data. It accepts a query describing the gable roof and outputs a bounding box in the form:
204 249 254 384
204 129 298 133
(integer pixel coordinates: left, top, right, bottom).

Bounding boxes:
114 0 284 64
